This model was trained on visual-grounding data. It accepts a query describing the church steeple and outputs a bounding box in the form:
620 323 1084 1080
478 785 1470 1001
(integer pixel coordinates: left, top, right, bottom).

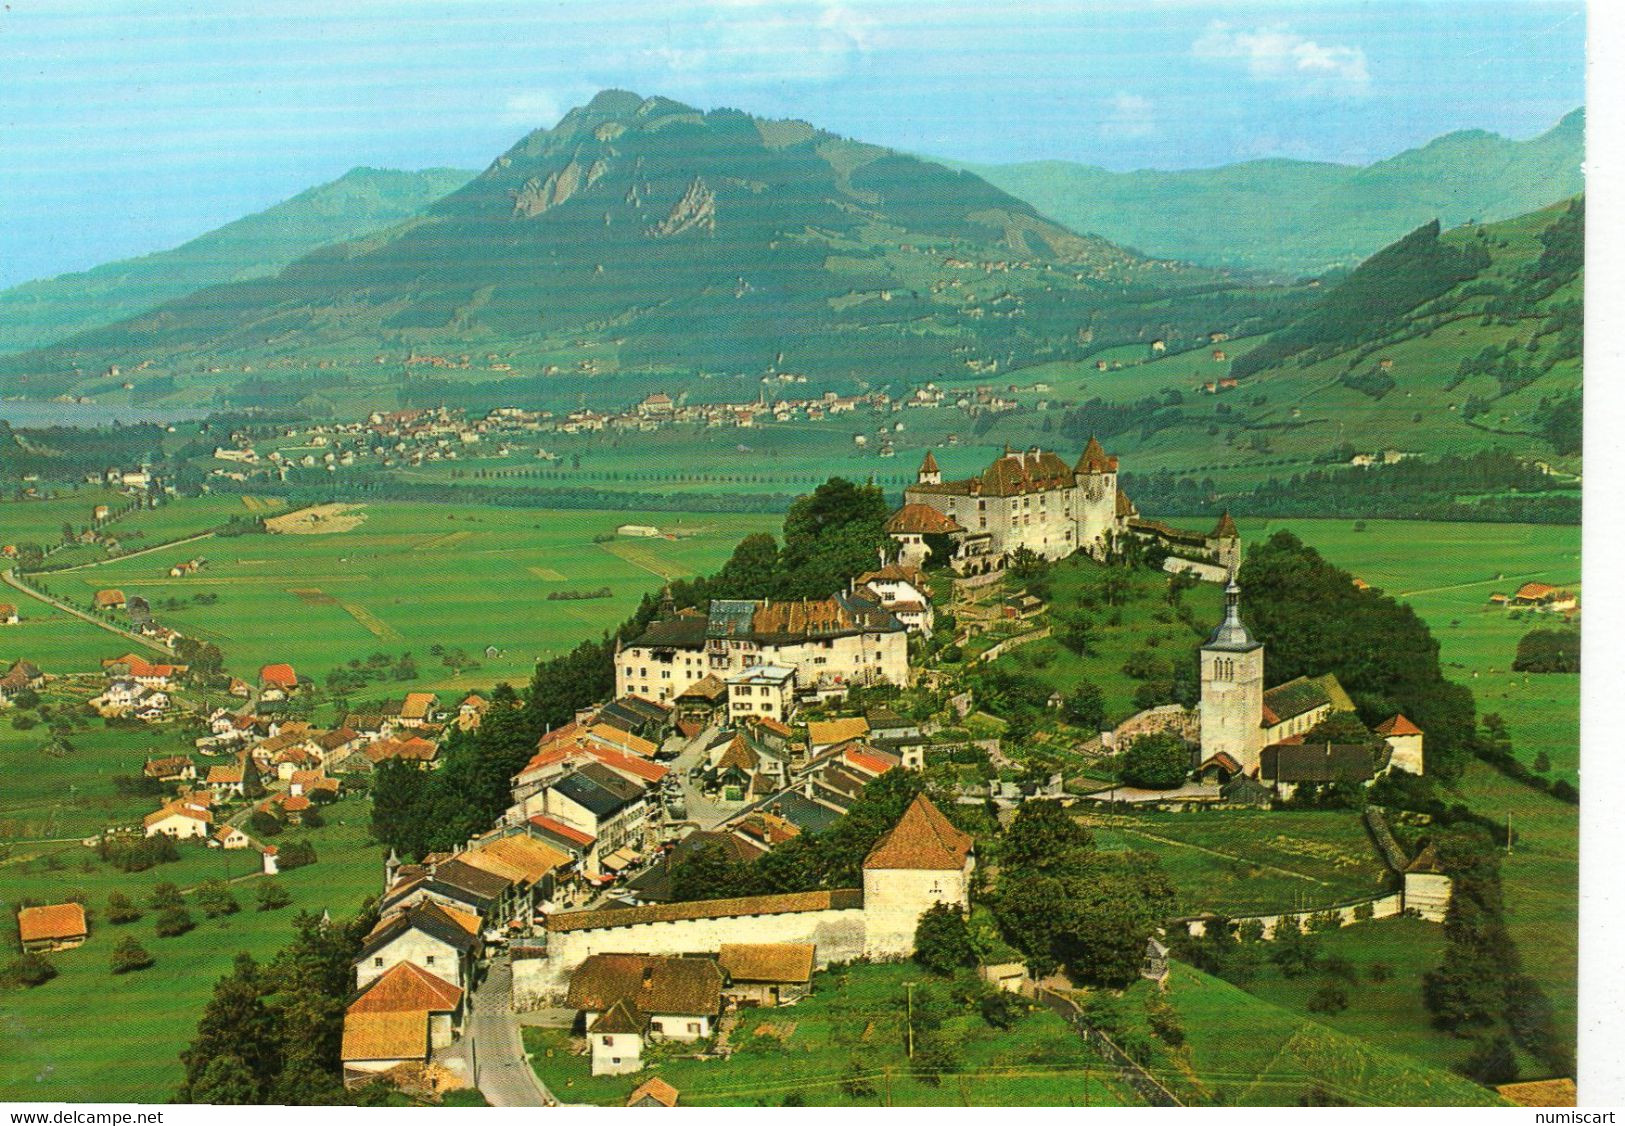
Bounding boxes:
1205 573 1260 652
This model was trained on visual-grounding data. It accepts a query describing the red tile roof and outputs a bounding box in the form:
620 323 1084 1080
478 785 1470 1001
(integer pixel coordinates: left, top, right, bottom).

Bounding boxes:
528 815 595 848
348 959 464 1014
886 503 963 535
863 794 973 871
18 903 87 944
260 663 298 689
1375 713 1423 737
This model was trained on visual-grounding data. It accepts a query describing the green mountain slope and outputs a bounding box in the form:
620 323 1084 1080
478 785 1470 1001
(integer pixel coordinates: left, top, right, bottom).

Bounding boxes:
0 166 475 355
956 109 1583 277
2 91 1305 412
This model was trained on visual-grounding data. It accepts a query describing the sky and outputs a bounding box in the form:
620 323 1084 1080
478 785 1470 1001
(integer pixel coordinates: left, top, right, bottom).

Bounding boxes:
0 0 1586 289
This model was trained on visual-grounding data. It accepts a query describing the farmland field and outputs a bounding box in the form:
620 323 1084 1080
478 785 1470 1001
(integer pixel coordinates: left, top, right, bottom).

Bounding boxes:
34 500 778 692
1079 809 1390 917
0 815 383 1103
525 961 1141 1106
1145 963 1504 1106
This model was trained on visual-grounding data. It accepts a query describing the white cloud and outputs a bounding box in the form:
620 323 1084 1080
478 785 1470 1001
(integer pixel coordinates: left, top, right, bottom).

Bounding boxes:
1193 21 1369 95
502 90 563 128
633 0 875 86
1100 92 1155 139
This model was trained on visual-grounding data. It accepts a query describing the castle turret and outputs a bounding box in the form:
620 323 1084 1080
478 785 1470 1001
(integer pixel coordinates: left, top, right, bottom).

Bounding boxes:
1200 574 1266 773
917 450 941 485
861 793 974 957
1208 511 1241 573
1073 435 1119 559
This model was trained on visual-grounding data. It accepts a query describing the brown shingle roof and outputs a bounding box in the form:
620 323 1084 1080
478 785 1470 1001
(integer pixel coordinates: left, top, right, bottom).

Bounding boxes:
590 997 649 1035
627 1077 680 1107
566 954 723 1017
1076 435 1117 474
1211 510 1239 539
341 1010 429 1063
548 888 863 933
717 942 815 984
1375 713 1423 737
807 717 869 746
863 794 973 871
886 503 963 535
17 903 87 944
458 835 569 885
348 960 464 1014
1495 1079 1576 1107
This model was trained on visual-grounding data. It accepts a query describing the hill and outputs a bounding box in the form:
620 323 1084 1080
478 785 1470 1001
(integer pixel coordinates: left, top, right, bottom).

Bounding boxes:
0 166 475 355
0 90 1306 413
955 109 1583 277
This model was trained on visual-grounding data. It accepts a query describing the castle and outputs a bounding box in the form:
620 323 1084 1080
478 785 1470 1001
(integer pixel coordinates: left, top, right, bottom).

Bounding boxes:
891 438 1239 578
513 793 974 1006
895 438 1130 571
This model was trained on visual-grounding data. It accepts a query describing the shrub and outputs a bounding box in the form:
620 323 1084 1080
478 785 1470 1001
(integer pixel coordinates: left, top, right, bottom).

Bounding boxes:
110 936 154 974
1306 909 1343 934
1352 901 1374 922
1147 1002 1185 1047
155 908 195 937
839 1060 876 1099
105 892 142 924
1367 962 1393 983
255 881 292 912
247 810 283 838
196 882 240 918
1 953 57 988
1306 983 1349 1015
148 882 184 911
1461 1035 1518 1085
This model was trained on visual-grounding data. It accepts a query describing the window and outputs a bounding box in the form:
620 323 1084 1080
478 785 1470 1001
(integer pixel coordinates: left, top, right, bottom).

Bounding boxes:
425 955 435 965
602 1036 613 1046
651 1020 664 1033
688 1022 701 1034
374 957 384 967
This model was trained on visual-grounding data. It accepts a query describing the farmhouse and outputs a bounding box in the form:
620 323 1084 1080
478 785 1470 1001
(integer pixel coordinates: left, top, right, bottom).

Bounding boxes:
0 604 17 625
18 903 88 952
356 899 482 990
515 794 973 1006
616 593 908 705
259 663 299 692
143 801 213 839
93 589 126 610
567 953 724 1075
341 960 466 1085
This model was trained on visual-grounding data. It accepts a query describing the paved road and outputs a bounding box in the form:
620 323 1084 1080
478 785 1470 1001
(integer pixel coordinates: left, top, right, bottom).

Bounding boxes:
44 530 215 573
466 955 558 1107
2 567 170 652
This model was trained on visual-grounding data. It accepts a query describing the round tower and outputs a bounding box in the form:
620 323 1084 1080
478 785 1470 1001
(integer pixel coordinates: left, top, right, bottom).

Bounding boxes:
1200 574 1265 773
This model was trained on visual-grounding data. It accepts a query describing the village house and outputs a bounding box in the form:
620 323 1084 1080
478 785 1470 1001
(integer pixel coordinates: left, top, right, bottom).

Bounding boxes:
399 692 439 728
718 942 816 1007
853 563 935 633
725 664 795 725
616 593 908 706
341 961 466 1087
143 754 196 783
383 855 514 923
807 716 869 756
0 604 17 625
18 903 88 953
355 899 482 990
93 589 126 611
213 824 254 850
543 763 649 877
627 1078 681 1107
566 954 725 1075
143 801 214 839
259 663 299 693
456 693 488 732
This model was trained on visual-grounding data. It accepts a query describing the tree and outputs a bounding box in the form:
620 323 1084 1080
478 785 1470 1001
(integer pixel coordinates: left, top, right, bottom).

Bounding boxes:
1053 610 1096 656
913 904 976 976
2 952 57 988
669 842 750 903
148 882 184 911
106 891 142 924
111 935 155 974
177 953 278 1102
255 881 292 912
1120 731 1190 790
156 907 195 937
1001 800 1094 877
778 477 891 598
1062 681 1106 729
187 1053 262 1105
1461 1035 1518 1086
248 809 284 838
197 881 241 918
1306 982 1349 1015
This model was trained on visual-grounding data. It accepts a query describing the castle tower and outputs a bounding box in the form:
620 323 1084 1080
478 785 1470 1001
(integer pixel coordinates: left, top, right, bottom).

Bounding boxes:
1200 574 1265 773
1073 435 1118 559
861 793 974 958
916 450 941 486
1208 511 1241 574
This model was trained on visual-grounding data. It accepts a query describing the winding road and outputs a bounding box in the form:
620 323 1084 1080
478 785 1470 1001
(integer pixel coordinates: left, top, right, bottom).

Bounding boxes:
1 567 170 653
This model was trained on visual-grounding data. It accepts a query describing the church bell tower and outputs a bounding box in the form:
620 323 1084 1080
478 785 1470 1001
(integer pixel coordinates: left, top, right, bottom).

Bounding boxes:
1200 574 1265 773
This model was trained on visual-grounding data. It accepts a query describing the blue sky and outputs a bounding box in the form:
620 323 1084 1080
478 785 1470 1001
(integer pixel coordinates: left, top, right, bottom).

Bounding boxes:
0 0 1585 289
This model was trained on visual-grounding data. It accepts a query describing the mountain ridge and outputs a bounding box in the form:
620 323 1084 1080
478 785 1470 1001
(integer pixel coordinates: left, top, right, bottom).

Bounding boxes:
952 108 1584 276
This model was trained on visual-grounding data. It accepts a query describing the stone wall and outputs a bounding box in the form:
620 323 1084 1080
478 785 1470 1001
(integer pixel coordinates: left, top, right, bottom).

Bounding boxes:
512 907 868 1008
1182 891 1405 939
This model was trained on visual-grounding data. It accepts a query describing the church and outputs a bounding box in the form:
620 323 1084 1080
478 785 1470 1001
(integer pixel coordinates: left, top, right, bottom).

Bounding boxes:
893 437 1132 571
1198 575 1425 789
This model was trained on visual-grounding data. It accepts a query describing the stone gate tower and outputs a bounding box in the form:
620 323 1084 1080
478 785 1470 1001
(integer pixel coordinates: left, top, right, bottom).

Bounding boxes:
1200 574 1265 772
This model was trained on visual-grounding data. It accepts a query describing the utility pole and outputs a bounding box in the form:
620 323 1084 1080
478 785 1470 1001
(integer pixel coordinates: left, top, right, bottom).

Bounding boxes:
1506 811 1513 854
904 981 916 1059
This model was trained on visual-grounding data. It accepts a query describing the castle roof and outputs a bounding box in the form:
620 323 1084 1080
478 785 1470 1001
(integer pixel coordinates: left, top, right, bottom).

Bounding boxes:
1259 742 1375 784
1076 435 1117 474
1375 713 1423 737
919 450 939 474
547 888 862 933
1211 511 1239 539
1115 488 1136 518
1262 673 1354 724
886 503 963 535
863 793 973 871
1405 842 1447 874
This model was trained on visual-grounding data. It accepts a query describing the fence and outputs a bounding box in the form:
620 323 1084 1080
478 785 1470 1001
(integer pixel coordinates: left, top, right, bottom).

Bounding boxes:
1026 984 1185 1108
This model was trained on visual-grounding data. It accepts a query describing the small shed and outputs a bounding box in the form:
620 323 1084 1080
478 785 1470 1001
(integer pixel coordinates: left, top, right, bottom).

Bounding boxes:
718 942 816 1007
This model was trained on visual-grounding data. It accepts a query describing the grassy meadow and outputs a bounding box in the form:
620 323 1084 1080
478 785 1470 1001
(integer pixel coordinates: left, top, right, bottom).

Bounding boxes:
0 814 384 1103
1079 809 1391 917
525 961 1140 1107
28 499 777 693
1143 963 1504 1107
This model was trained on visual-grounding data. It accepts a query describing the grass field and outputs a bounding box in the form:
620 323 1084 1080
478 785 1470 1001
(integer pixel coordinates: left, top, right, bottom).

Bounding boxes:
525 961 1140 1107
1144 963 1504 1106
0 813 384 1103
36 500 778 692
1080 809 1390 917
986 551 1224 726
